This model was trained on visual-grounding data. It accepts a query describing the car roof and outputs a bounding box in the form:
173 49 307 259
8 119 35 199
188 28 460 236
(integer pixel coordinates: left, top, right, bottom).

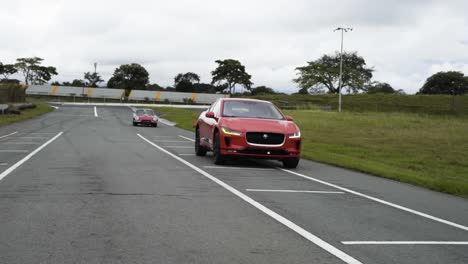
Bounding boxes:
219 98 272 104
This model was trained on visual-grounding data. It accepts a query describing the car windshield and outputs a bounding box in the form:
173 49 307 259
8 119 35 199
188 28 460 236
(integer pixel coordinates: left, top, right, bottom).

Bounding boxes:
136 110 154 116
222 101 284 120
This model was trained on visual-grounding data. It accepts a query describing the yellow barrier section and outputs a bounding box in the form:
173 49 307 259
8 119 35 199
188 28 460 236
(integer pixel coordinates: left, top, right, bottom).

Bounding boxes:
191 93 198 102
50 86 59 96
155 91 162 101
120 89 125 98
86 87 94 97
128 90 133 99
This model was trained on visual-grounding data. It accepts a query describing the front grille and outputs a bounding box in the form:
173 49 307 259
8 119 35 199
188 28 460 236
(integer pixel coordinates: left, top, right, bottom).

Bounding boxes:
238 148 289 155
246 132 284 145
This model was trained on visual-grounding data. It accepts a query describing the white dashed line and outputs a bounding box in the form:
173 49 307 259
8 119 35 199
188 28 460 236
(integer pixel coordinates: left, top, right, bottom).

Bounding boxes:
138 134 362 264
0 132 18 139
281 168 468 232
342 241 468 245
0 150 29 153
246 189 345 194
178 135 195 142
94 106 98 117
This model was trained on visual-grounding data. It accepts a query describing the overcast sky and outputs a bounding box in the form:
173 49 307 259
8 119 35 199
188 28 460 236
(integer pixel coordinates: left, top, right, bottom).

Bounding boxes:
1 0 468 94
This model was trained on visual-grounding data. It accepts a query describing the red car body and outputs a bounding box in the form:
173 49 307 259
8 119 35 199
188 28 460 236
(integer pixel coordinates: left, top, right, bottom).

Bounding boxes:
195 98 301 168
133 109 158 127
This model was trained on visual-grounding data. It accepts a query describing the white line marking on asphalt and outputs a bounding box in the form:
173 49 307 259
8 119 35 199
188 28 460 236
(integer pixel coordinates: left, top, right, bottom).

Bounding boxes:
154 140 192 143
0 131 18 139
0 150 29 153
179 154 195 156
0 132 63 182
204 166 274 171
0 142 41 145
280 169 468 232
165 146 192 148
12 137 48 139
246 189 346 194
137 134 362 264
94 106 98 117
50 105 59 109
178 135 195 142
0 163 8 166
342 241 468 245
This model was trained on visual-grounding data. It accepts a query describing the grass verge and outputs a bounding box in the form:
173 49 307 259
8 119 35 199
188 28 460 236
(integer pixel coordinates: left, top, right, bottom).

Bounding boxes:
0 99 54 127
153 106 468 197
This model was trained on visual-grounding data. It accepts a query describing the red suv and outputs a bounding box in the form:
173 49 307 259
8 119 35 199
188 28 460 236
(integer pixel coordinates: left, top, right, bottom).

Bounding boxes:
195 98 301 168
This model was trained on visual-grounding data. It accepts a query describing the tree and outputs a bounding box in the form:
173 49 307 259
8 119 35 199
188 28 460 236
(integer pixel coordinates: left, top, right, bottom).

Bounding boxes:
107 63 149 92
418 71 468 95
251 86 276 95
84 72 103 87
294 52 373 94
0 62 17 80
52 79 86 87
211 59 253 95
366 82 396 94
15 57 58 85
174 72 201 92
146 83 164 91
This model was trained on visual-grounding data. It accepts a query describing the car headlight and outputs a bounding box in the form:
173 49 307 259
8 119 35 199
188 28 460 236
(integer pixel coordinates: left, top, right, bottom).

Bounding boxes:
221 127 242 136
134 116 139 121
288 130 301 138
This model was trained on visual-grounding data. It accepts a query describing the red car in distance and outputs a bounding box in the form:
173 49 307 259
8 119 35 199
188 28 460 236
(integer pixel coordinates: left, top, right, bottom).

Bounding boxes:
195 98 301 168
133 109 158 127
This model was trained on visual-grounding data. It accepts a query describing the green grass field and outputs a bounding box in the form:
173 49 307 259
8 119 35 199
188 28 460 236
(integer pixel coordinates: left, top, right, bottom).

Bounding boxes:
151 106 468 197
0 99 54 127
241 93 468 115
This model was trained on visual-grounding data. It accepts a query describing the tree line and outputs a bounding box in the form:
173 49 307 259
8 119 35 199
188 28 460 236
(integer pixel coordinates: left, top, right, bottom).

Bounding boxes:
2 55 467 95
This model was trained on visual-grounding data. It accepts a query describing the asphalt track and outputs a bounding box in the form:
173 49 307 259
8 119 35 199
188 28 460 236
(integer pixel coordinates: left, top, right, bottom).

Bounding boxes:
0 105 467 264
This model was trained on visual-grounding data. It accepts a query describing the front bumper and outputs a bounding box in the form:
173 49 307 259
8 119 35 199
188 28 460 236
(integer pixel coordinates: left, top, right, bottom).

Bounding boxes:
219 134 301 159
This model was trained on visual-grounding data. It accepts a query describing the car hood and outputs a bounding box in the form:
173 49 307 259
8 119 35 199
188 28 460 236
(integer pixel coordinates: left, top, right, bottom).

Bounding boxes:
137 115 155 120
220 117 298 134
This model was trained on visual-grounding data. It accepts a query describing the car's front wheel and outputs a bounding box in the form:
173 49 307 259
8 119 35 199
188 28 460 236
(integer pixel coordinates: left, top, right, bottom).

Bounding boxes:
282 158 299 169
133 121 137 126
195 127 207 156
213 131 224 165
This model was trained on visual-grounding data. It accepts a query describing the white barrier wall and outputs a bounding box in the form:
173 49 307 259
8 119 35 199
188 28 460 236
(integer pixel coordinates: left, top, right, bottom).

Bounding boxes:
26 85 228 104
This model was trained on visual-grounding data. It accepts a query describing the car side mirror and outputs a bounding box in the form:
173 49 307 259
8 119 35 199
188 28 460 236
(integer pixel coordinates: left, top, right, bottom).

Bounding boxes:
285 115 294 121
205 111 216 119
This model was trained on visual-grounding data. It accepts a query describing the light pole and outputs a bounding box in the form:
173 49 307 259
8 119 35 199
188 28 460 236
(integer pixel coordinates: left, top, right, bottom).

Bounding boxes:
334 27 353 112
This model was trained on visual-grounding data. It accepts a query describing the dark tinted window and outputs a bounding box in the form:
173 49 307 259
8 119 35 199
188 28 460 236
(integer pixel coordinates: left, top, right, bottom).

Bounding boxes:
222 101 284 120
136 109 155 116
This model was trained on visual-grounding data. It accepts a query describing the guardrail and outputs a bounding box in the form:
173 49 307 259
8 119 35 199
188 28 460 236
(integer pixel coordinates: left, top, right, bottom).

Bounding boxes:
26 85 228 105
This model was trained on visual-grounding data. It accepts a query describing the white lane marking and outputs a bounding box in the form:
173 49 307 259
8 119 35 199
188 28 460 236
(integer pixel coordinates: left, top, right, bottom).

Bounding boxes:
0 132 18 139
178 135 195 142
204 166 274 171
159 119 176 126
246 189 345 194
342 241 468 245
50 105 59 109
154 140 193 143
0 150 29 153
94 106 98 117
0 142 41 145
137 134 362 264
165 146 192 148
11 137 48 139
179 154 195 156
281 169 468 232
0 163 8 166
0 132 63 182
24 133 56 135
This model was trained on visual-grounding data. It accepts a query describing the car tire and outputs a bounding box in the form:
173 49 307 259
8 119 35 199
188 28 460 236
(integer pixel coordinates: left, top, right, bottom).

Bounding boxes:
195 127 207 156
283 158 299 169
213 131 224 165
133 122 137 126
153 123 158 127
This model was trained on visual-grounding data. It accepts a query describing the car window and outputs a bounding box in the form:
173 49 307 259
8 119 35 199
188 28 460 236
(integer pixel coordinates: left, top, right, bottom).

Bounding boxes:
136 110 154 116
212 101 221 116
222 101 284 120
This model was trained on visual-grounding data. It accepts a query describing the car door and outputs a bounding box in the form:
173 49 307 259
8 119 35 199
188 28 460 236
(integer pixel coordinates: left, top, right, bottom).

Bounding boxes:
199 101 218 148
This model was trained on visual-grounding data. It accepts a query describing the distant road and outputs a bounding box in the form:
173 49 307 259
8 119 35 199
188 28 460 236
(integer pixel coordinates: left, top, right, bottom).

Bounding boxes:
0 105 467 264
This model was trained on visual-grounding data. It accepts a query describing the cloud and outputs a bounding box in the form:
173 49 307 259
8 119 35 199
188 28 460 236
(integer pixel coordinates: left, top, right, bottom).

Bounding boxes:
1 0 468 94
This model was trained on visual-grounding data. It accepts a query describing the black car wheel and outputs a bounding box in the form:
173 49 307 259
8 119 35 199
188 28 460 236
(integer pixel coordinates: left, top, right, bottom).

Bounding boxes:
282 158 299 169
133 122 137 126
213 131 224 165
195 128 207 156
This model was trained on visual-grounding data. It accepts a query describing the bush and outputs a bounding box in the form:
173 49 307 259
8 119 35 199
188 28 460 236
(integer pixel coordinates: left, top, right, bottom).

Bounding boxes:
0 83 26 102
